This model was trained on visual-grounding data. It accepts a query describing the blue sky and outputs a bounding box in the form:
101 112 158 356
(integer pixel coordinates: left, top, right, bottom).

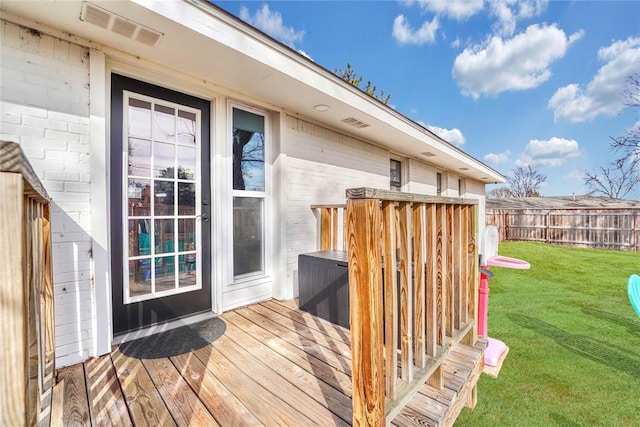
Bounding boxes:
215 1 640 197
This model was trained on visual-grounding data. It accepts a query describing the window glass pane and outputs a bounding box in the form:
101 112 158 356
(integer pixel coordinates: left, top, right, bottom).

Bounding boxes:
180 219 197 287
154 181 174 216
128 219 153 257
177 146 196 180
128 98 151 139
127 179 151 217
233 197 263 276
154 141 175 178
177 110 197 145
155 219 175 254
178 183 196 215
155 255 175 292
129 259 151 297
128 138 151 177
179 219 196 249
233 108 265 191
154 104 175 142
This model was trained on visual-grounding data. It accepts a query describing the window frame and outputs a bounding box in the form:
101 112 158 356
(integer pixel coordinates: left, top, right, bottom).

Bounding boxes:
228 102 270 284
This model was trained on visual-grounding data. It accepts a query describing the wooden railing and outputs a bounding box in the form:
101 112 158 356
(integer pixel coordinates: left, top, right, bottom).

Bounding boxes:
345 188 479 425
1 141 54 426
311 204 346 251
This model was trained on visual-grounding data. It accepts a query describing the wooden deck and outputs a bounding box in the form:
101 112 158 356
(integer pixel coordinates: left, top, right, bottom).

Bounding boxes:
50 299 485 426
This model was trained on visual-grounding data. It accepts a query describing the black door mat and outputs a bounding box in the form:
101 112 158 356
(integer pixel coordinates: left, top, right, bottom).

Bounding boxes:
118 317 226 359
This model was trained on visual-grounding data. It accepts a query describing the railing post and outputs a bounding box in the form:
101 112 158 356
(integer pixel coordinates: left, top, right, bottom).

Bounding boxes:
347 198 385 427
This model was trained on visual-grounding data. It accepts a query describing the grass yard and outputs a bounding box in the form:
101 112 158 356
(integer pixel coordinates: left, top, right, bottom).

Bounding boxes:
456 241 640 426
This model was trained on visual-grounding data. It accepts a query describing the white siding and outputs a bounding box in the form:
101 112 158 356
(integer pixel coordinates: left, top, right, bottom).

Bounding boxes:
283 116 389 296
406 158 437 195
0 20 92 367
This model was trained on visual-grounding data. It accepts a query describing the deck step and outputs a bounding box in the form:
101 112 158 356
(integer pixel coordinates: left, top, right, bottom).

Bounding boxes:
391 339 487 427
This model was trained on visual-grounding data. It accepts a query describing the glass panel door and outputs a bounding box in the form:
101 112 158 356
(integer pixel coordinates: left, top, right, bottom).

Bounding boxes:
124 93 202 302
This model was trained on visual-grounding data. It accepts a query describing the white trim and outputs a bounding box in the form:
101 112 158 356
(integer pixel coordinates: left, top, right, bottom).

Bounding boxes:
89 48 111 357
271 112 288 300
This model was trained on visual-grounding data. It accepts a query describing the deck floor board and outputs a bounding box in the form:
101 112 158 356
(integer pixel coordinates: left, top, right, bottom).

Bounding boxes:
51 300 484 427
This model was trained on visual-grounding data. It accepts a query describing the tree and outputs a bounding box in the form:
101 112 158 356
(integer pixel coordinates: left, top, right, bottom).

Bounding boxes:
610 72 640 161
335 63 391 105
585 72 640 198
505 166 547 197
584 157 640 199
486 186 512 198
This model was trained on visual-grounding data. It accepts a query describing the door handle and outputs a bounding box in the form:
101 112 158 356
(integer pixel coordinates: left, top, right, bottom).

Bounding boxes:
197 214 209 222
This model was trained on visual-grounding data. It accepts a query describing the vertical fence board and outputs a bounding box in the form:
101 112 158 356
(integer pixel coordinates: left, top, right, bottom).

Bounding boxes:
381 201 398 399
320 208 331 250
412 203 426 368
425 204 437 357
445 205 454 337
347 199 385 427
398 202 413 381
1 174 26 427
435 204 446 346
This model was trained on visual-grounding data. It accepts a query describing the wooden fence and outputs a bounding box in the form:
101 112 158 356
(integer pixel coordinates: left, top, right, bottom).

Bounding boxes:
1 141 54 426
342 188 480 425
487 208 640 251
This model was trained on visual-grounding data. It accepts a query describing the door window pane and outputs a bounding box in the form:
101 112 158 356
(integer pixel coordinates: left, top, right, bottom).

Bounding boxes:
155 219 175 254
129 259 152 297
178 183 196 215
154 181 174 216
128 138 151 177
154 141 175 178
127 179 151 217
177 110 197 145
232 108 265 191
233 197 263 276
154 104 175 142
128 99 151 138
155 255 176 292
178 146 196 179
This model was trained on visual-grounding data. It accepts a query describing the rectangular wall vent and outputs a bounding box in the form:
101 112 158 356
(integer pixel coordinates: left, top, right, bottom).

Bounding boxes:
80 2 162 47
341 117 370 129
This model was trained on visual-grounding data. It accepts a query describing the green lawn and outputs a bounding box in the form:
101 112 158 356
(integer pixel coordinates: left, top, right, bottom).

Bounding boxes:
456 241 640 426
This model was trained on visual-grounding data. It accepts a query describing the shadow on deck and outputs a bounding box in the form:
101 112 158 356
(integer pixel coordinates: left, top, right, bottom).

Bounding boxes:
51 299 484 426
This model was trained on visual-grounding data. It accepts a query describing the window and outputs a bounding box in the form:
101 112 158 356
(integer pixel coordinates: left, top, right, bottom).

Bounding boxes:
390 159 402 189
436 172 442 195
458 178 465 196
232 106 267 279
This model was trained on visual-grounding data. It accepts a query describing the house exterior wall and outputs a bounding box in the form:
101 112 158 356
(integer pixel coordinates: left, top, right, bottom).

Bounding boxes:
0 14 489 368
0 20 93 367
283 116 389 296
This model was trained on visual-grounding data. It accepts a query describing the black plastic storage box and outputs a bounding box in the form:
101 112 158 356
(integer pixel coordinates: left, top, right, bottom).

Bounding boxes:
298 250 350 328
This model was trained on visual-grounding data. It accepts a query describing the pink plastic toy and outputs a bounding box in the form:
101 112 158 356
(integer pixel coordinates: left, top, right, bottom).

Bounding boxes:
479 226 530 368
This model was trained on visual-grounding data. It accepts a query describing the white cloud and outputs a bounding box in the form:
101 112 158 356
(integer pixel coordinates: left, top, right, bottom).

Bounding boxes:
404 0 484 21
452 24 583 99
490 0 548 36
393 14 439 45
451 37 461 49
427 125 466 146
515 137 582 167
239 4 304 49
564 170 585 182
548 36 640 123
484 150 511 165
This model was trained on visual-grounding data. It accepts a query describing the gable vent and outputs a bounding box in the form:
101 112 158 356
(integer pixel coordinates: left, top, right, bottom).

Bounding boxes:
341 117 370 129
80 2 162 47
